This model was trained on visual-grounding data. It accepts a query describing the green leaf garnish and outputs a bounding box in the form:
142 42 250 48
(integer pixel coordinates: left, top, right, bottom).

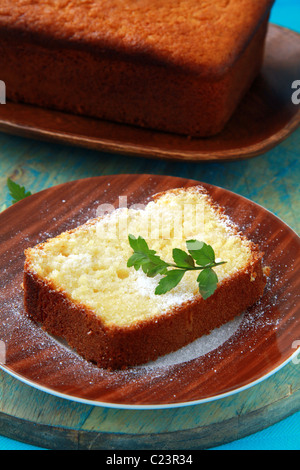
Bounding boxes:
186 239 215 266
7 178 31 204
172 248 195 269
127 235 169 276
155 269 185 295
127 234 227 299
197 267 218 300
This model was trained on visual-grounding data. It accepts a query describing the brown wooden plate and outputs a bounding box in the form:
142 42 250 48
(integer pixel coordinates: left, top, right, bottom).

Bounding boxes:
0 24 299 162
0 174 299 409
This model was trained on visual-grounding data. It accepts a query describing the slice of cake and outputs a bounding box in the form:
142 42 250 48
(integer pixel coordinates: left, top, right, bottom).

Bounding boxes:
23 186 268 369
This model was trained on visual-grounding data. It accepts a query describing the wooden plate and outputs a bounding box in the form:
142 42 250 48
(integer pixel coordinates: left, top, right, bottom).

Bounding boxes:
0 174 299 409
0 24 299 162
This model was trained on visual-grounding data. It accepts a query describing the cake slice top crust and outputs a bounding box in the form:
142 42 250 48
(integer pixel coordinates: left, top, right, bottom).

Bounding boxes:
25 187 263 328
0 0 274 74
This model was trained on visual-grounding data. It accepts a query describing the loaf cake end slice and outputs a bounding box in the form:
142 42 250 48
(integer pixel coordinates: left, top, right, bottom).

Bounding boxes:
23 186 268 369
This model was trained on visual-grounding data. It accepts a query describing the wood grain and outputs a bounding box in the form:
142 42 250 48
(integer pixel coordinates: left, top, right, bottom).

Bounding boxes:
0 25 299 162
0 174 299 411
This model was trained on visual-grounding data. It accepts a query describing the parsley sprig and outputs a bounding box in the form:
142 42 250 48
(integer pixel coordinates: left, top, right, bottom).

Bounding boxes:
127 234 226 299
7 178 31 204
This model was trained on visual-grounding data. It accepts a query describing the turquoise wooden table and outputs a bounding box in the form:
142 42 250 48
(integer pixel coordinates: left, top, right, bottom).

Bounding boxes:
0 1 299 450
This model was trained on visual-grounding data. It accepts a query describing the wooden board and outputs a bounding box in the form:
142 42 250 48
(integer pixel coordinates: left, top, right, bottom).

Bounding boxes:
0 174 299 449
0 362 299 450
0 24 299 162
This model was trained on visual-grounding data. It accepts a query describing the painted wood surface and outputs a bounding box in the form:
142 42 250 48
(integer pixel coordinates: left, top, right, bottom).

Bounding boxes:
1 127 299 234
0 360 299 450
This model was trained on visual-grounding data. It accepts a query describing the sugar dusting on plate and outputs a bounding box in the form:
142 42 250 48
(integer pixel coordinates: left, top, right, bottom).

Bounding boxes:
136 314 244 369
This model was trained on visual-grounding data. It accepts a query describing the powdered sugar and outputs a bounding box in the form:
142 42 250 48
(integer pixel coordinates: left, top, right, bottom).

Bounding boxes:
133 270 195 311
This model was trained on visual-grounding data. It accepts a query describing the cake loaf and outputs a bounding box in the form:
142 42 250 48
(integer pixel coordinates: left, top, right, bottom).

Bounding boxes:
23 186 268 369
0 0 275 136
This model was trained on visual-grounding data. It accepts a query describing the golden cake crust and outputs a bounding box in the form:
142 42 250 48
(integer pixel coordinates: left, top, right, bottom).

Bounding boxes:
0 0 274 74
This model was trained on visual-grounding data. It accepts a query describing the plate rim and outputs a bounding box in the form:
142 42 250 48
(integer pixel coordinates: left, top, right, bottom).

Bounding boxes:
1 347 299 410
